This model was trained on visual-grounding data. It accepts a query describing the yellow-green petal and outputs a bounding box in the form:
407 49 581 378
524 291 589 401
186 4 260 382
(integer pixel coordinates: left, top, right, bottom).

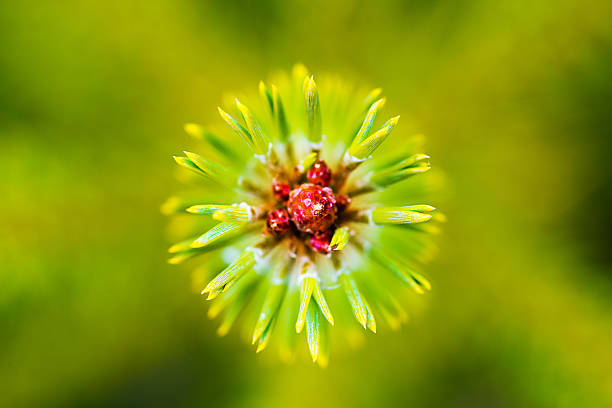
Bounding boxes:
295 275 315 333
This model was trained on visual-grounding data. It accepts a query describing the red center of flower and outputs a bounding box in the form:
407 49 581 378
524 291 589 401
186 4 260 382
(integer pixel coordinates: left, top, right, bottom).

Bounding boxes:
264 161 348 253
288 183 338 233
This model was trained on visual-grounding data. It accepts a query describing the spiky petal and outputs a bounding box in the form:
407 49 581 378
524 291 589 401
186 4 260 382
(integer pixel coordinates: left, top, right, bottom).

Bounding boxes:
304 76 322 144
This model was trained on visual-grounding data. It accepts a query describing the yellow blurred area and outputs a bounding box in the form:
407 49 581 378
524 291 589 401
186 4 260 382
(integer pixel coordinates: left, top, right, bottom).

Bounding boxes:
1 0 612 406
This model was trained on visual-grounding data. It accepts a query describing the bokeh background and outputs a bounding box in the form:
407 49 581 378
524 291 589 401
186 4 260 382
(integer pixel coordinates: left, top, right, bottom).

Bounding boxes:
2 0 612 407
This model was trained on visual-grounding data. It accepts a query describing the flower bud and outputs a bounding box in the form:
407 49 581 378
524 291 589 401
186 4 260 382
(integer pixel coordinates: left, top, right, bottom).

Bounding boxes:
288 183 337 233
307 160 332 186
266 208 291 236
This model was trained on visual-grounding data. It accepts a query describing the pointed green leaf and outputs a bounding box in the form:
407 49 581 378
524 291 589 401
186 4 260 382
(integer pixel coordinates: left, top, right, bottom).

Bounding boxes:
217 299 244 337
271 84 290 141
190 222 244 249
350 97 385 151
295 275 315 333
259 81 274 112
184 123 204 139
316 314 330 368
168 234 247 264
302 152 319 171
161 196 187 215
168 236 199 253
183 151 228 179
187 203 251 222
252 281 287 344
203 249 257 294
235 99 269 155
370 153 431 187
173 156 203 175
349 116 399 159
277 285 299 363
218 107 256 152
330 227 350 251
213 205 251 222
338 273 375 332
207 271 259 319
370 247 432 294
174 153 229 184
338 274 367 329
186 204 230 215
306 301 320 362
214 272 260 336
184 123 239 160
312 280 334 326
304 76 322 143
292 63 309 82
371 206 435 224
364 298 377 333
362 88 382 110
256 316 277 353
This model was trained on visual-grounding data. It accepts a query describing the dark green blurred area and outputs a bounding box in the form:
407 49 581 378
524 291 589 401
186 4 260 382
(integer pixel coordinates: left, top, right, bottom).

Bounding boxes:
2 0 612 406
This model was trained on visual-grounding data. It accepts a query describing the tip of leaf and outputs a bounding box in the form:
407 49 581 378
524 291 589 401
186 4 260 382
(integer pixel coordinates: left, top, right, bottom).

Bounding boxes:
206 291 220 300
184 123 202 138
373 97 386 110
317 356 328 368
182 151 200 162
167 257 181 265
167 243 182 253
302 152 319 171
367 319 377 333
185 206 199 214
330 227 350 251
256 342 267 353
292 63 309 79
418 213 433 222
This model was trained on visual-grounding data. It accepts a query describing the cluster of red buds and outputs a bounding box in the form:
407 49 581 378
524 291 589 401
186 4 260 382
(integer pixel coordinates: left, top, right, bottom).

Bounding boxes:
265 160 350 254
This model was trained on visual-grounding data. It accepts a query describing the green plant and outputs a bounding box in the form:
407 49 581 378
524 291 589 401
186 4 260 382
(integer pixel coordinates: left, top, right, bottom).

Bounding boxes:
164 64 442 366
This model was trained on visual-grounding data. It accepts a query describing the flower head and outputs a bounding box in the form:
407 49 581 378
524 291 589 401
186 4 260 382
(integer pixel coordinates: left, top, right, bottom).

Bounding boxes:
164 64 443 366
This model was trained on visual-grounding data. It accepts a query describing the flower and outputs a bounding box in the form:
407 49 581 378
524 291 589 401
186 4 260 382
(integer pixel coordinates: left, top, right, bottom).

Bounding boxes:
163 64 443 366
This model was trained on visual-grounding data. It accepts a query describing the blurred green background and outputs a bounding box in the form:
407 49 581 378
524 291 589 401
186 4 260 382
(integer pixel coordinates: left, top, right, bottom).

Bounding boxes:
2 0 612 407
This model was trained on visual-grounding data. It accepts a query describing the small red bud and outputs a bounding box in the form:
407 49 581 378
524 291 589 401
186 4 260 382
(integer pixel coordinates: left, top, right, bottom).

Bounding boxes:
265 208 291 236
307 160 332 186
309 231 333 254
272 179 291 202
